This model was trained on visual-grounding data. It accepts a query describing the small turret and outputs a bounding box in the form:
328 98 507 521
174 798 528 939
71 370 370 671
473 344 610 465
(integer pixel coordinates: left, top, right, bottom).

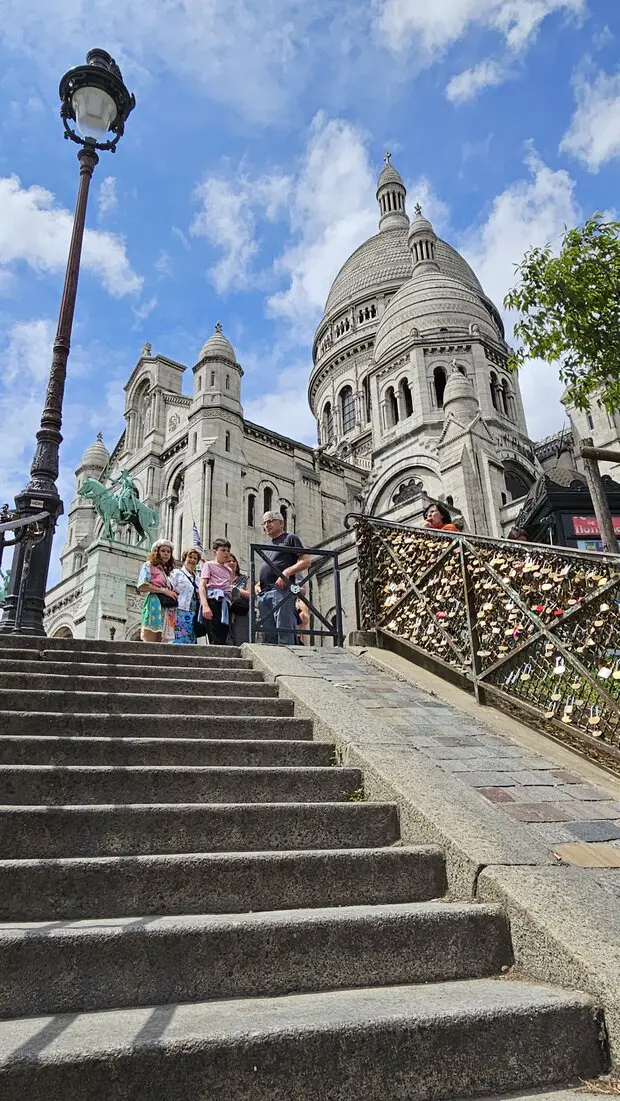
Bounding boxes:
376 153 409 232
408 204 440 275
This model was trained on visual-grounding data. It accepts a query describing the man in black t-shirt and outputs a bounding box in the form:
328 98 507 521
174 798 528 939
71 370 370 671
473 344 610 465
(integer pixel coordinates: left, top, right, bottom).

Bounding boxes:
256 511 310 645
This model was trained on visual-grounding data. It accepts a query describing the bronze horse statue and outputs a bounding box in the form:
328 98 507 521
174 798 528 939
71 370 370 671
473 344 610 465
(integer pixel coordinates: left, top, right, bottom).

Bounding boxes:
79 475 159 545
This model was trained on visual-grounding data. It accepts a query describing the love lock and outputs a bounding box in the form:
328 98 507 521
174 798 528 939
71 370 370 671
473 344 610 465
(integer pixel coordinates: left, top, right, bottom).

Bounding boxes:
290 584 301 595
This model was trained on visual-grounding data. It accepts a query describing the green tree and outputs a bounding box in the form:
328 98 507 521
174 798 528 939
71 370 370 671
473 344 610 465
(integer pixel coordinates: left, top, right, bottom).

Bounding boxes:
504 214 620 413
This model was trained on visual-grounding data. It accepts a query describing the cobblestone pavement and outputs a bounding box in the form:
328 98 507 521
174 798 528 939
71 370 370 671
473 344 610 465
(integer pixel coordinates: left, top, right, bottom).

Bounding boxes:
291 647 620 867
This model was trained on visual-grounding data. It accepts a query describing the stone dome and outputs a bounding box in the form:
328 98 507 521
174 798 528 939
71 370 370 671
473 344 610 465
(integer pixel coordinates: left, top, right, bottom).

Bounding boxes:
198 322 237 364
78 433 109 471
374 272 501 366
376 162 406 191
323 229 484 318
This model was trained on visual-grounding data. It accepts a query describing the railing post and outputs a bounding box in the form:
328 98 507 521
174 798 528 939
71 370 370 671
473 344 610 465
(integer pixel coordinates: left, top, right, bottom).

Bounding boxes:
459 540 486 705
332 550 344 647
249 548 256 644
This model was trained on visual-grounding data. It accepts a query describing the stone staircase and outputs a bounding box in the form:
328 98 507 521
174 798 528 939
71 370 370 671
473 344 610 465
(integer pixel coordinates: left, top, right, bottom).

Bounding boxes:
0 636 607 1099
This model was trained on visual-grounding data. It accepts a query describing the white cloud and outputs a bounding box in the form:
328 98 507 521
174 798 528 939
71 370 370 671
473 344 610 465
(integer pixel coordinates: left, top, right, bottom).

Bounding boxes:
190 178 260 294
0 175 142 298
132 296 158 325
445 59 507 102
97 176 118 221
374 0 586 57
267 113 378 329
458 149 581 437
190 170 291 293
560 66 620 171
243 365 317 444
0 0 361 126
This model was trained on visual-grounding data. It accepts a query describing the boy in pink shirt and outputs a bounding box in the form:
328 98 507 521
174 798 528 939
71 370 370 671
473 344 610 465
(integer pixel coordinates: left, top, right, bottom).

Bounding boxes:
199 538 233 645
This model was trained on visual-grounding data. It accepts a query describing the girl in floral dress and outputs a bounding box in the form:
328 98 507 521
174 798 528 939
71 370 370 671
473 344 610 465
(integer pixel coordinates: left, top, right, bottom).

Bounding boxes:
169 548 201 645
137 540 178 642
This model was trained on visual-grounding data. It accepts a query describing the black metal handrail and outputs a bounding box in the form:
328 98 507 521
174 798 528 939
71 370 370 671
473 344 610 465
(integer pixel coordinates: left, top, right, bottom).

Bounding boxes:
248 542 344 646
350 513 620 767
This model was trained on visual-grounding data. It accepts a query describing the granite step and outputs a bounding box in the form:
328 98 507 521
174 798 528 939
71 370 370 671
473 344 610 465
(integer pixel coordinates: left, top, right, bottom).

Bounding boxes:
0 980 604 1101
0 801 400 859
0 637 243 657
0 712 311 739
0 672 277 697
0 846 446 921
0 691 293 716
0 658 264 680
0 901 513 1018
0 736 333 767
0 765 361 806
0 648 254 669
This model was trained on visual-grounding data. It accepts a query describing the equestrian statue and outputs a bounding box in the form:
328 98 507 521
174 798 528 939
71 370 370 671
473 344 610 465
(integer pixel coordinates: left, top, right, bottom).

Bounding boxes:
78 469 159 545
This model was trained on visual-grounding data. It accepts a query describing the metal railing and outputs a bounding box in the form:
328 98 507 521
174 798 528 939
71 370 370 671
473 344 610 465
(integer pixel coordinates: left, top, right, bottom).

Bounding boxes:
350 514 620 765
248 543 344 646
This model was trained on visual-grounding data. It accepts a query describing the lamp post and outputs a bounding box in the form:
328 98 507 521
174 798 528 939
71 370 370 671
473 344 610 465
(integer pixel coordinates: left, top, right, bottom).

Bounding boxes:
0 50 135 635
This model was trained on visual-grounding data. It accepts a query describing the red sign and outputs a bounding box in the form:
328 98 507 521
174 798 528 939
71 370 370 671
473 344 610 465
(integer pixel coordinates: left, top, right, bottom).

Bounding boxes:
571 515 620 536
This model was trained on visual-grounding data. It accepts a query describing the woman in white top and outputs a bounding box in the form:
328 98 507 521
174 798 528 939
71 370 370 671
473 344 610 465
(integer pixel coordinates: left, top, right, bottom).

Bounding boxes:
169 548 200 645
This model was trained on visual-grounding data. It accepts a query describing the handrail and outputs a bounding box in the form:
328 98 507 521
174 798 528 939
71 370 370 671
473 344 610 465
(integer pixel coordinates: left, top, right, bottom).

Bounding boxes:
0 511 51 534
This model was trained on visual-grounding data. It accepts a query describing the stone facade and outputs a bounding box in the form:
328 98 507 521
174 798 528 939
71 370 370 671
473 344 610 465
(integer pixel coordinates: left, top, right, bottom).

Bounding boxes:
44 159 620 640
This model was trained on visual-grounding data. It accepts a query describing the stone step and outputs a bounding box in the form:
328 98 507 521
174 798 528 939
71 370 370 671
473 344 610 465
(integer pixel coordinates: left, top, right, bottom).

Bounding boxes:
0 980 604 1100
0 712 312 740
0 658 264 680
0 649 254 669
0 846 444 921
0 902 513 1019
0 736 333 768
0 801 400 859
0 765 361 806
0 672 277 697
0 636 243 657
0 691 293 716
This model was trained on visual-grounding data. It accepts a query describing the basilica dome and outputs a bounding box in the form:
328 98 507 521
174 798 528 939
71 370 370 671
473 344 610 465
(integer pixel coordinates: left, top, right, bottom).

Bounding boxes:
323 229 484 318
374 271 501 365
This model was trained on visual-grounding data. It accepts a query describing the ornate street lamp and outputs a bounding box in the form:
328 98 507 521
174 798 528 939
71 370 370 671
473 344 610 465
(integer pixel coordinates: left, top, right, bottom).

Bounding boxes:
0 50 135 634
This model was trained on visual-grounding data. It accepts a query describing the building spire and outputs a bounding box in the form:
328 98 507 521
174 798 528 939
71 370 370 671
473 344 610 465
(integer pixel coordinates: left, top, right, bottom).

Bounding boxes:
376 157 409 233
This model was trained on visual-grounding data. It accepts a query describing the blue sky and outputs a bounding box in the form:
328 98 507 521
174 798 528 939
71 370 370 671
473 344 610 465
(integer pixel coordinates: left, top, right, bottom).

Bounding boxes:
0 0 619 581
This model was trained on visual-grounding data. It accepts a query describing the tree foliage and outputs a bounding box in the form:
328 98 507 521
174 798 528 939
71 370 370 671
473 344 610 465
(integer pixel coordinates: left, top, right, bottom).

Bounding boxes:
504 214 620 413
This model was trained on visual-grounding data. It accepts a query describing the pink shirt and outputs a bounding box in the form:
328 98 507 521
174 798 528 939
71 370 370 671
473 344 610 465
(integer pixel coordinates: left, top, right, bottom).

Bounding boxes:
200 560 232 593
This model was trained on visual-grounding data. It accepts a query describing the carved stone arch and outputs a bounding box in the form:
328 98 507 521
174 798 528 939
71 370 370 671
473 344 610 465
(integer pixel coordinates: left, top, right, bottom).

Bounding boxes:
366 455 442 516
126 621 142 642
50 622 74 639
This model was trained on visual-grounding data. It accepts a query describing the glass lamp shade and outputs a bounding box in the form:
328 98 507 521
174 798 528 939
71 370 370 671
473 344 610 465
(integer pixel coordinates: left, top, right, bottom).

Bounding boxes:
71 85 117 140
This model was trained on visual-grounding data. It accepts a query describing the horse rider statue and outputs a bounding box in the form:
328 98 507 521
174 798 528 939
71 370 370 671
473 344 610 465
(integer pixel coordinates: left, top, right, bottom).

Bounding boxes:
78 468 159 545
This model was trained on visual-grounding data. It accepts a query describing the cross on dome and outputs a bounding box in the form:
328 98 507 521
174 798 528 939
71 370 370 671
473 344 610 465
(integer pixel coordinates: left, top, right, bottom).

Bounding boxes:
384 151 392 164
215 321 223 333
414 202 423 216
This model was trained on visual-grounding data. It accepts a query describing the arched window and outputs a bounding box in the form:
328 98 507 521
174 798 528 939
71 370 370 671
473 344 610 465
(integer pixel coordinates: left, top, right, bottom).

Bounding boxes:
134 381 151 450
503 462 532 502
490 371 499 411
225 374 230 390
386 386 399 427
340 385 355 433
499 379 509 416
210 371 216 387
225 431 231 452
247 493 256 527
280 505 288 528
433 367 446 408
263 486 273 513
322 401 334 444
361 377 371 423
399 378 413 418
